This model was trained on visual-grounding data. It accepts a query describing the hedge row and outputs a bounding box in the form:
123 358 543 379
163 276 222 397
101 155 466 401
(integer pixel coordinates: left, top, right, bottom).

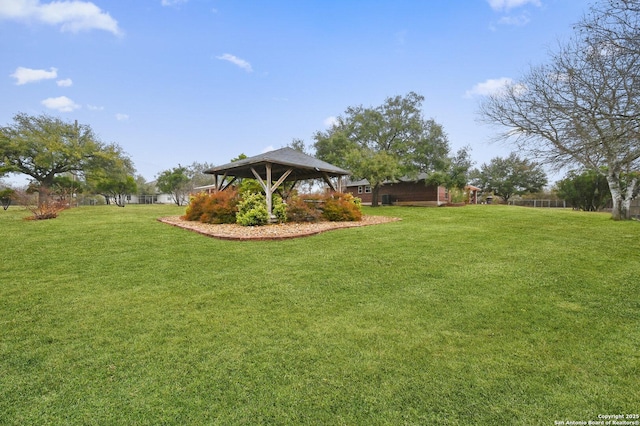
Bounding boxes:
182 190 362 226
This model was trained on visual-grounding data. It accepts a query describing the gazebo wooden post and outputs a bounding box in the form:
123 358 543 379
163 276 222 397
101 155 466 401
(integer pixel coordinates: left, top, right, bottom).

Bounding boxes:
251 163 293 218
266 164 272 216
251 164 274 217
321 172 337 192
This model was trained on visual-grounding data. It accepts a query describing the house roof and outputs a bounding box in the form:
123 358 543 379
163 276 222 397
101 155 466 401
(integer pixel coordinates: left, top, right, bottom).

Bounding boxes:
345 173 431 187
204 147 351 181
346 177 480 192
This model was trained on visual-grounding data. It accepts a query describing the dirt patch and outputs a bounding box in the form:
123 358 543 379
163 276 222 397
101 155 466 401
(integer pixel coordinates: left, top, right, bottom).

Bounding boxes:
158 215 401 241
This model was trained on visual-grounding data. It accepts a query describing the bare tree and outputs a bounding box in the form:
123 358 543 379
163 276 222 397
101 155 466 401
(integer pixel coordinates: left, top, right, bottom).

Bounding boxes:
579 0 640 56
479 0 640 220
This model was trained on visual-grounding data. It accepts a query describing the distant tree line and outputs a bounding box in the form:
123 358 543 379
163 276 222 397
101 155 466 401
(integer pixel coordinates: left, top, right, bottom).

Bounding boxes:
5 0 639 220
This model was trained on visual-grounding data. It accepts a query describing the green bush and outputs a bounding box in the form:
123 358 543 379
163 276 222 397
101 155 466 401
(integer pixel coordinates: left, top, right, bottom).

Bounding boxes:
556 169 611 211
236 193 270 226
272 195 287 223
321 192 362 222
183 190 238 224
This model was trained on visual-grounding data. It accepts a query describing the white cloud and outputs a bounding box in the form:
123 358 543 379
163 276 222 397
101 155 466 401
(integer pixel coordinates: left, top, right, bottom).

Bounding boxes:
216 53 253 73
10 66 57 85
41 96 80 112
0 0 122 35
323 116 338 128
487 0 541 11
161 0 188 6
498 13 531 26
57 78 73 87
115 113 129 121
465 77 513 98
87 104 104 111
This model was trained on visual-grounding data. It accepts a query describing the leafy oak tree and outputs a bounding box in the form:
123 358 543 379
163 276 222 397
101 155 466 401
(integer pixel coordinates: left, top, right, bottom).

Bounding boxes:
0 186 15 210
156 165 191 205
426 146 474 193
86 144 137 206
0 113 130 207
470 153 548 203
314 92 450 206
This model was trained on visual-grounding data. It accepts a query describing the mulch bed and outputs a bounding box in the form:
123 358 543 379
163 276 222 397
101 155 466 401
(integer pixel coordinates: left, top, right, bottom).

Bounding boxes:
158 215 401 241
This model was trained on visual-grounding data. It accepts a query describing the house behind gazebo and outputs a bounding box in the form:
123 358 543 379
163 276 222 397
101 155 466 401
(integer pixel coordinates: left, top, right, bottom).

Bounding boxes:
344 174 480 206
203 147 350 216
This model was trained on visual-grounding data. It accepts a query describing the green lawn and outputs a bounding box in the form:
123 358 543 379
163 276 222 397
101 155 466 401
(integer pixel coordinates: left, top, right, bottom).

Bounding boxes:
1 204 638 425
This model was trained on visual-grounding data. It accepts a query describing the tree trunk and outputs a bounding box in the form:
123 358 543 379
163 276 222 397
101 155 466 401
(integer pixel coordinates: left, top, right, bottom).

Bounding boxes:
622 175 638 219
37 182 53 207
371 184 380 207
606 171 637 220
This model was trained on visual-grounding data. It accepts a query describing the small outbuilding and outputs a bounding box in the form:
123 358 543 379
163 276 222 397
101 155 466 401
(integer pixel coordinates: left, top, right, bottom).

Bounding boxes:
203 147 351 216
465 185 481 205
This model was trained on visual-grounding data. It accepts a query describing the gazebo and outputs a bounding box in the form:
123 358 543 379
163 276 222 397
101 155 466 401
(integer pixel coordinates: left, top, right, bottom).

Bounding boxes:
203 147 351 216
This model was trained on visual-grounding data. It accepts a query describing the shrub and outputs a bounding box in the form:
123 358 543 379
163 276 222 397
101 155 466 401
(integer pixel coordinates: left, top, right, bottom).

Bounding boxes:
449 188 467 204
183 190 238 224
556 169 611 211
322 192 362 222
13 188 67 220
185 190 363 226
285 195 322 223
23 200 67 220
182 192 208 221
236 193 270 226
272 195 287 224
200 191 239 224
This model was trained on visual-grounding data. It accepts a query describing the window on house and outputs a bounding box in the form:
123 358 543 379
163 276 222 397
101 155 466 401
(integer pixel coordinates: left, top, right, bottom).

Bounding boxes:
358 186 363 194
364 186 372 193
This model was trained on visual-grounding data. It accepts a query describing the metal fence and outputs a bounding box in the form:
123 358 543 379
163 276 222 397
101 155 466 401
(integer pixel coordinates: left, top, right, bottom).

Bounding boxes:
508 199 567 208
510 200 640 217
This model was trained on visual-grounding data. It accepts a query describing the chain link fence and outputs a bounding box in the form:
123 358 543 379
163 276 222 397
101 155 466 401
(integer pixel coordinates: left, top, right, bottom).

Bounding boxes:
508 199 567 208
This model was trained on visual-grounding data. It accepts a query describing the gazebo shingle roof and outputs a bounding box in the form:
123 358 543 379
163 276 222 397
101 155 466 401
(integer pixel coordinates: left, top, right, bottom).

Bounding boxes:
204 147 350 181
203 147 350 216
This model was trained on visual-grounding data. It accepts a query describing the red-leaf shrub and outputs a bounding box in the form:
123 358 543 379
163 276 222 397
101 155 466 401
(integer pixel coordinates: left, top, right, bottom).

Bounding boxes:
23 200 67 220
285 195 322 223
182 192 208 221
14 189 67 220
183 190 239 224
322 192 362 222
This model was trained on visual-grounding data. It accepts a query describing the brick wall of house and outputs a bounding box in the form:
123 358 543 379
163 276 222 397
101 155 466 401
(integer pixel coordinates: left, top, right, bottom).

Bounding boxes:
345 181 447 205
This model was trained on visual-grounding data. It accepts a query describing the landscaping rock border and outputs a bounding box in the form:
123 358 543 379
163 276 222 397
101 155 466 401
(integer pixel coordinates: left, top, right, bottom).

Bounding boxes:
158 215 401 241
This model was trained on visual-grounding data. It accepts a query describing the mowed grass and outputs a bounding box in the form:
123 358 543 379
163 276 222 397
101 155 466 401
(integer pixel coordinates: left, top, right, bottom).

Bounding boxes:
1 204 638 425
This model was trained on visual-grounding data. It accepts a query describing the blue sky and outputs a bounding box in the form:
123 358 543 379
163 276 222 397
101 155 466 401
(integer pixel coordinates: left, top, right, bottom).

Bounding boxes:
1 0 590 184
